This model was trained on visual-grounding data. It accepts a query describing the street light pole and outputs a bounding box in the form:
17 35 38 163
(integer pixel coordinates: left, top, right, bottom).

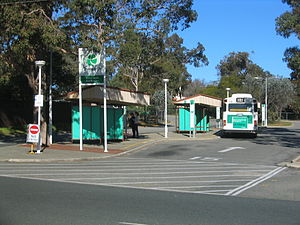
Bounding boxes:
163 79 169 138
226 88 231 98
254 76 269 127
35 60 45 154
265 77 268 127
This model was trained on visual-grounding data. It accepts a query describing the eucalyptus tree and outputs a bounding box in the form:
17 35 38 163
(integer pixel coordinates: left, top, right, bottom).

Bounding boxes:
216 51 265 95
267 77 295 121
57 0 208 93
182 79 206 97
276 0 300 79
0 0 68 100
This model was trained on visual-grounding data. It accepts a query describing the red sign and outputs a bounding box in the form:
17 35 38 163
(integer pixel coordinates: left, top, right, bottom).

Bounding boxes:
29 125 39 135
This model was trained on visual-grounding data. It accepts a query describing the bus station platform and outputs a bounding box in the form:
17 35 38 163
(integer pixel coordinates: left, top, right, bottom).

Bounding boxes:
0 124 220 163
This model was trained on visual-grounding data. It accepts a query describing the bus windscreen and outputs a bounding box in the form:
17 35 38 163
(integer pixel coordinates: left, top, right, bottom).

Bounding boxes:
229 104 252 112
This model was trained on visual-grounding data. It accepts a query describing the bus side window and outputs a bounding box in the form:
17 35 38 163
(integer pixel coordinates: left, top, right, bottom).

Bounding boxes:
223 103 226 112
254 103 258 112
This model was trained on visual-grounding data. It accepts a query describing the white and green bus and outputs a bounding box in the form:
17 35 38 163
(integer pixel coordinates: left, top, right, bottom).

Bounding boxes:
222 93 258 137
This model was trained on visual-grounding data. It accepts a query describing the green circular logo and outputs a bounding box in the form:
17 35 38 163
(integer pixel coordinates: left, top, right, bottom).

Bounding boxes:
86 54 98 66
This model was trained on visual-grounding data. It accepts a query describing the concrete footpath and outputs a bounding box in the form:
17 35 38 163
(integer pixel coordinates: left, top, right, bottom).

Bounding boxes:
0 125 219 163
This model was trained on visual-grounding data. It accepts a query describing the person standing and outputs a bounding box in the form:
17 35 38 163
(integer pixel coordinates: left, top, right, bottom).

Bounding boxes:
134 112 139 138
129 112 137 138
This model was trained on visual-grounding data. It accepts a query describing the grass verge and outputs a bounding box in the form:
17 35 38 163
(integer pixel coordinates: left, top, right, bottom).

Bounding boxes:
0 127 26 136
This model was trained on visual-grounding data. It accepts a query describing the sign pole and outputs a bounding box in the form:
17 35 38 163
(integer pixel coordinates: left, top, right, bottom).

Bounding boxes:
163 79 169 138
35 61 45 154
190 100 195 138
49 51 53 145
103 72 108 152
79 48 83 151
79 82 83 150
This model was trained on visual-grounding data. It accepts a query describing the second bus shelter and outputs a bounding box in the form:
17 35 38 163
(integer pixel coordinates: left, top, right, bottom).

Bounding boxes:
173 94 222 133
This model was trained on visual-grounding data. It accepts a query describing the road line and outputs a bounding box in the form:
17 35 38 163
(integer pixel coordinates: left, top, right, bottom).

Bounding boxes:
154 185 238 189
119 221 149 225
218 147 245 153
195 190 232 194
102 179 252 185
190 156 201 160
62 174 262 181
226 167 286 196
2 169 271 176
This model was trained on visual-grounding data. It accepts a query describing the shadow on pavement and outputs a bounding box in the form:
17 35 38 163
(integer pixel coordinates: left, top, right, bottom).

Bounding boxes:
0 134 26 144
215 126 300 149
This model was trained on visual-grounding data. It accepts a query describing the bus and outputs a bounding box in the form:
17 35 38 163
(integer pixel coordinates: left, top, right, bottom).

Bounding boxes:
222 93 258 137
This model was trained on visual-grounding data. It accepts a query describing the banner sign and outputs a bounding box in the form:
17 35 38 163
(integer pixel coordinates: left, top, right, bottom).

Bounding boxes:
79 48 105 84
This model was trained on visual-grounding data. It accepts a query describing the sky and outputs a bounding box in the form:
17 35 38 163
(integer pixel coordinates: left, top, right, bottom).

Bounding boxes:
177 0 299 83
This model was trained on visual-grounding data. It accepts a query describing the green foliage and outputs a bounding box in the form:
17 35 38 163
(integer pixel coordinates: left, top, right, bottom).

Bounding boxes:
216 52 250 77
283 47 300 80
111 31 207 95
182 79 205 97
275 0 300 114
276 0 300 39
0 1 71 101
201 83 224 98
0 0 202 101
276 0 300 79
214 52 265 97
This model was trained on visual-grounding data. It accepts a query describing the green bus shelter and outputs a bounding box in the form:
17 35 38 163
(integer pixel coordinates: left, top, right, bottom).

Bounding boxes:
72 105 124 141
66 85 150 142
173 94 222 133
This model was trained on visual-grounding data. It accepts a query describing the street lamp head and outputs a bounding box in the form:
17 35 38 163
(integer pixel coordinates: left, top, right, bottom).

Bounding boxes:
226 88 231 91
163 78 169 83
35 60 45 67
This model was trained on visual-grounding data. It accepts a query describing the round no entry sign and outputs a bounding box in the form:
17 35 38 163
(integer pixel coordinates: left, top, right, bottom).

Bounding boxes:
26 124 40 143
29 125 39 134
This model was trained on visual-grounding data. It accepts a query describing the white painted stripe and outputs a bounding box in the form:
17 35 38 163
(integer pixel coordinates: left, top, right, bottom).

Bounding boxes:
195 190 231 193
2 169 271 176
0 175 250 195
0 164 276 171
218 147 245 153
62 174 262 181
119 222 149 225
226 167 286 196
190 156 201 160
158 185 238 189
100 179 252 185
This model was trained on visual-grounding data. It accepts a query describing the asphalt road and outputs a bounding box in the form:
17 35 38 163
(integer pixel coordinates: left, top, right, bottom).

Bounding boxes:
1 122 300 224
130 122 300 201
1 176 300 225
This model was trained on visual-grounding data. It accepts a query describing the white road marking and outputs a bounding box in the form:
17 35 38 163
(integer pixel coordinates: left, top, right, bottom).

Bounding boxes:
119 222 149 225
2 169 271 177
62 174 262 182
101 179 252 185
189 156 222 161
218 147 245 153
226 167 286 196
0 158 281 196
190 156 201 160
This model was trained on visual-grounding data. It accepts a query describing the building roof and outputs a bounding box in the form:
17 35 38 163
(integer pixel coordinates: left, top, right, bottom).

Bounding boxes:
173 94 222 107
66 85 150 106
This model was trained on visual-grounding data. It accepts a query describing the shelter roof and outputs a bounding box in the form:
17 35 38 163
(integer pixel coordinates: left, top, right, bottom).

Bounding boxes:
66 85 150 106
173 94 222 107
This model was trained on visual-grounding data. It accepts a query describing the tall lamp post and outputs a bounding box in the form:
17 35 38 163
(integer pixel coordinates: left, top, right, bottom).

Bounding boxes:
226 88 231 98
35 60 45 153
255 77 268 127
163 79 169 138
265 77 268 127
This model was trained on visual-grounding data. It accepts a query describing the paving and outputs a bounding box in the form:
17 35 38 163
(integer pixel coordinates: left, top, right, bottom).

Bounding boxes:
0 124 220 163
1 122 300 168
